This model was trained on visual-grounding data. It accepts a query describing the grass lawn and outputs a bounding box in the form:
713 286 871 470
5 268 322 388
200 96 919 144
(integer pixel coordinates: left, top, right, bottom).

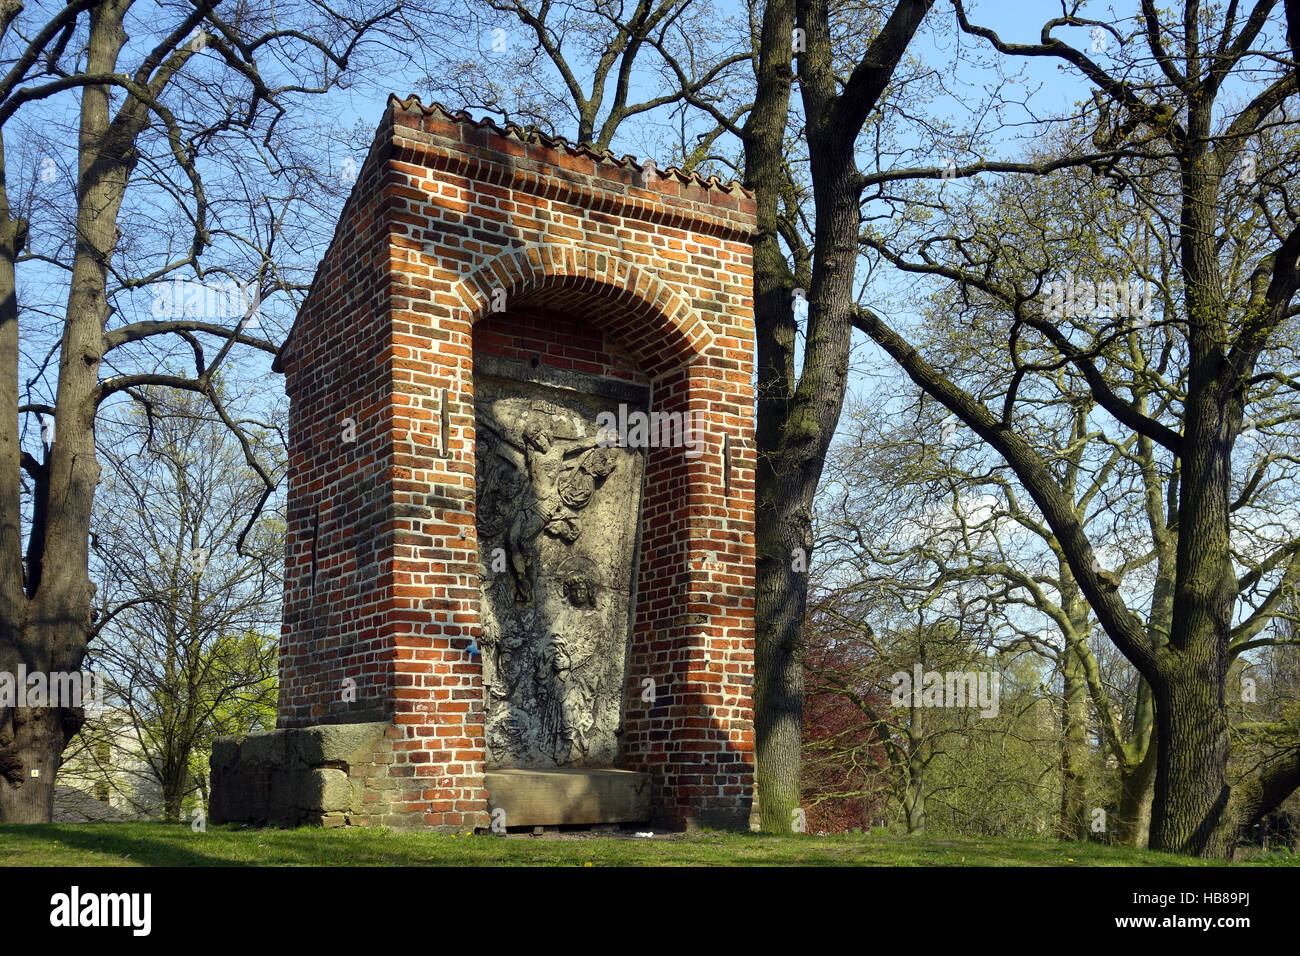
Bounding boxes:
2 823 1297 866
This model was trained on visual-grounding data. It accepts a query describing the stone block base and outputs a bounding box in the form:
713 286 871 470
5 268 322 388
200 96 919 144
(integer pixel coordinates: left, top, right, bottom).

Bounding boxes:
210 722 390 828
485 768 652 827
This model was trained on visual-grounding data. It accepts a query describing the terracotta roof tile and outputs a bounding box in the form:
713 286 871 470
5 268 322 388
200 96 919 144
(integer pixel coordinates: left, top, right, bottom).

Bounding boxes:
389 94 752 199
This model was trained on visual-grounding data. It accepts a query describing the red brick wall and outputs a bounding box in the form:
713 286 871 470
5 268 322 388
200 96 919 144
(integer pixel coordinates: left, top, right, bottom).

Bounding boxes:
275 96 757 830
275 125 398 731
473 308 645 384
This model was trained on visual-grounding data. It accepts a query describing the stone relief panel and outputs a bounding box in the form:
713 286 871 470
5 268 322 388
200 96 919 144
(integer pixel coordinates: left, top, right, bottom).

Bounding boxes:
474 369 647 769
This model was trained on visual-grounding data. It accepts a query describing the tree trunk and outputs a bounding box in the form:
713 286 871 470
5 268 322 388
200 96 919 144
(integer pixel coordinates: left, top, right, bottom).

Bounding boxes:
1144 103 1240 856
1151 380 1235 855
1117 733 1157 847
0 124 41 820
0 0 132 822
0 706 68 822
1147 380 1237 855
753 532 808 833
1059 637 1089 840
904 695 925 833
1151 664 1234 855
743 0 800 834
745 0 932 833
1048 576 1093 840
163 787 184 823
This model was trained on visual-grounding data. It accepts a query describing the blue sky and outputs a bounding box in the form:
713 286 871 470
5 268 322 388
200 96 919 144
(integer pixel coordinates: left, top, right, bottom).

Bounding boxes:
10 0 1293 561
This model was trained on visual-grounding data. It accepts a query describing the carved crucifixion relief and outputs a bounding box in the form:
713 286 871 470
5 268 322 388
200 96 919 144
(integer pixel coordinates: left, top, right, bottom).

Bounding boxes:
474 370 646 769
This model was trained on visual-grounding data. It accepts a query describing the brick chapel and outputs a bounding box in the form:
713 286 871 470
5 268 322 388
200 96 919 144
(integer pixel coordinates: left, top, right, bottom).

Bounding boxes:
211 95 758 831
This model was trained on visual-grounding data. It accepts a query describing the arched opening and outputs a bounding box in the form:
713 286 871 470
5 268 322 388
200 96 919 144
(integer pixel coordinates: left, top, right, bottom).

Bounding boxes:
467 263 704 786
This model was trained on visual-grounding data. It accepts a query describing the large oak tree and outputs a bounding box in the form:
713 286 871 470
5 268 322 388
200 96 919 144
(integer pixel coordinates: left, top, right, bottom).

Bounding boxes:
851 0 1300 856
0 0 417 822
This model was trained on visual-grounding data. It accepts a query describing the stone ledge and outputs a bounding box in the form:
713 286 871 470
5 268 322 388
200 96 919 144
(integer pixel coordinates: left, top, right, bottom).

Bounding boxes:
485 768 652 827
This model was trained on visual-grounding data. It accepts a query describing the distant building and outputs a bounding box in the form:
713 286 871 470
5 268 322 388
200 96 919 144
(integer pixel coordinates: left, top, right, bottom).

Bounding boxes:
55 706 176 821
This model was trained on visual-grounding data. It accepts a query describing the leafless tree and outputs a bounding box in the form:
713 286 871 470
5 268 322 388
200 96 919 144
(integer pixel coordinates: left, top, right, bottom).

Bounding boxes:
0 0 432 822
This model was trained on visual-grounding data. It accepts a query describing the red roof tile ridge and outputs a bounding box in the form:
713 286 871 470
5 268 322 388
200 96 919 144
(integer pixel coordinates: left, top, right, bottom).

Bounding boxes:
388 94 753 199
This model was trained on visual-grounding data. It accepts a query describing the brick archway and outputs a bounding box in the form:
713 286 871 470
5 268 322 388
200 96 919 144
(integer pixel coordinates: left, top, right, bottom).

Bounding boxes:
455 244 713 377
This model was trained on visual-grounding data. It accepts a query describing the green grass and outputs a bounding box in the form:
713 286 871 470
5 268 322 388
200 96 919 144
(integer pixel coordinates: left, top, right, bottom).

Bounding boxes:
2 823 1297 866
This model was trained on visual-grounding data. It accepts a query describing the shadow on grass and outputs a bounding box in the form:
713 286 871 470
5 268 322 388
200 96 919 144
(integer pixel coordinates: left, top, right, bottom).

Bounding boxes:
0 823 500 867
2 823 247 866
1 823 1283 867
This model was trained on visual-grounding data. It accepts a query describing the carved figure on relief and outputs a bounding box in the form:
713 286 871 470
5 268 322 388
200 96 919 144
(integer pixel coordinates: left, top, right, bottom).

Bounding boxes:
483 407 617 605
